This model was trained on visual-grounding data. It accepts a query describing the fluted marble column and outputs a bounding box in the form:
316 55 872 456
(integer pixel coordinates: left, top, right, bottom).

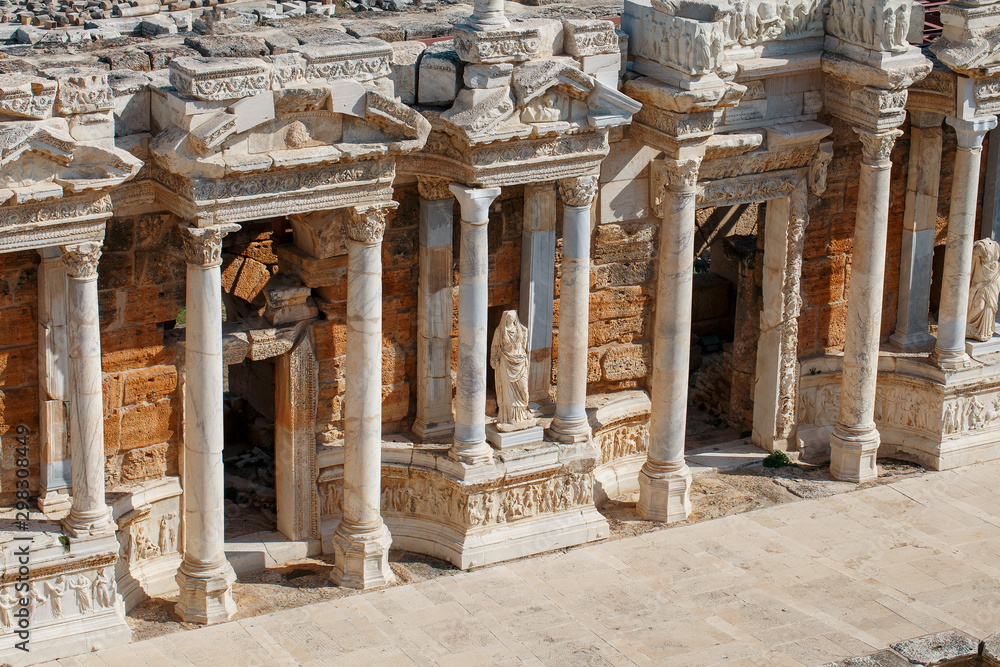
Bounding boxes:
549 175 598 443
830 129 902 483
176 222 239 625
932 115 999 368
60 242 113 537
639 157 700 523
891 111 944 349
331 204 395 590
414 178 456 441
449 184 501 466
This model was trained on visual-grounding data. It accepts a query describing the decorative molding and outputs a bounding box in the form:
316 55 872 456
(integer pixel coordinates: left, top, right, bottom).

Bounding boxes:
169 57 271 102
60 241 102 280
180 223 240 267
558 175 599 207
453 25 542 64
697 172 800 208
417 177 454 201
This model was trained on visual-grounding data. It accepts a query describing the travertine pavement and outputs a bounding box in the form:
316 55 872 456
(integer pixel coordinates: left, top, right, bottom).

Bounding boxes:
44 460 1000 666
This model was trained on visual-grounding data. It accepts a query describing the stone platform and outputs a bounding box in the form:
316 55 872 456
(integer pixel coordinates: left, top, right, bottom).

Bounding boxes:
50 458 1000 667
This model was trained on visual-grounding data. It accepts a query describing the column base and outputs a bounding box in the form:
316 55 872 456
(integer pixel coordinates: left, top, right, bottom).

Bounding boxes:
931 348 973 370
38 489 72 516
449 440 495 466
547 415 591 443
412 418 455 442
829 424 879 483
637 462 692 523
175 560 238 625
61 506 115 538
330 520 395 590
889 330 936 350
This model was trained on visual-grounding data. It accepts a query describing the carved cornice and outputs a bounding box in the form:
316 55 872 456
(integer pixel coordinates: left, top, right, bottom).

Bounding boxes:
180 223 240 267
558 175 599 207
417 176 455 201
347 204 395 244
855 127 903 168
60 242 102 280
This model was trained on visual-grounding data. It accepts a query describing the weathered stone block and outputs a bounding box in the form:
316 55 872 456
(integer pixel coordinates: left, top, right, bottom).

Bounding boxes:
123 365 177 405
120 398 176 450
601 342 650 381
121 441 168 480
389 40 424 106
889 631 979 667
418 43 461 106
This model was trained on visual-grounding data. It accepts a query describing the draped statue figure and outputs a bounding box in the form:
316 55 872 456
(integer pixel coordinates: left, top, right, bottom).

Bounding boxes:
967 238 1000 342
490 310 536 432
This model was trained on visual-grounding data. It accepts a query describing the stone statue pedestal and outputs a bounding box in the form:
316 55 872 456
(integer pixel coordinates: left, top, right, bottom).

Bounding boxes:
486 424 545 449
967 334 1000 357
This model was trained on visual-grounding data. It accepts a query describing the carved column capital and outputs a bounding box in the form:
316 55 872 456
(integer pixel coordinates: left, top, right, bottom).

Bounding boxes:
60 242 102 280
661 157 702 192
854 127 903 168
557 175 599 208
946 115 998 151
417 177 455 201
180 223 240 267
347 203 396 244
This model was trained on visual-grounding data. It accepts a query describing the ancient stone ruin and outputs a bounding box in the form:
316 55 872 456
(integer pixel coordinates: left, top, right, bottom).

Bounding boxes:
0 0 998 660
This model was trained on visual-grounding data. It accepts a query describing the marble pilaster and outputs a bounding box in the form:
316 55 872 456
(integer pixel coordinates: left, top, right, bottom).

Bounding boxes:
891 111 944 350
638 157 701 523
37 247 72 514
331 203 396 590
519 182 557 408
414 177 457 441
549 176 598 443
829 128 902 483
932 114 999 368
60 241 113 537
986 126 1000 242
449 184 501 466
176 222 239 625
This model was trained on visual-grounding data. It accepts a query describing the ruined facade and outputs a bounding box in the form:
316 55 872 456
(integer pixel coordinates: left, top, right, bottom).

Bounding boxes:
0 0 998 660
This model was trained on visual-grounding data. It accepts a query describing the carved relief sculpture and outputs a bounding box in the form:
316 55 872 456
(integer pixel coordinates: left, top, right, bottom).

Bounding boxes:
490 310 536 431
967 238 1000 342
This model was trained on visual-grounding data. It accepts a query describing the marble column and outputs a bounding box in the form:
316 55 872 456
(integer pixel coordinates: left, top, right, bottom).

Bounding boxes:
549 175 598 443
59 242 113 537
449 184 501 466
520 182 557 408
37 247 71 514
331 204 395 590
829 128 902 483
932 115 999 368
176 222 239 625
985 126 1000 241
639 157 700 523
414 178 456 441
891 112 944 350
469 0 508 29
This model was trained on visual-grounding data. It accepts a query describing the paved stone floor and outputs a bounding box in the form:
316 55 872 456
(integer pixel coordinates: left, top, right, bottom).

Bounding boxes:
44 460 1000 667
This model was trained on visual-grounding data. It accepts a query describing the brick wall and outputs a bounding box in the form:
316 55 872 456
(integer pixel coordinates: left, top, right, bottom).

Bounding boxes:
0 251 40 506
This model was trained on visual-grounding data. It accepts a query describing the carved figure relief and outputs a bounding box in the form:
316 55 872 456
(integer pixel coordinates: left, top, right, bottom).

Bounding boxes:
43 576 66 619
967 239 1000 342
319 479 343 519
598 423 650 462
0 586 16 627
521 91 566 124
490 311 536 432
92 567 116 609
67 575 93 614
725 0 826 46
827 0 910 52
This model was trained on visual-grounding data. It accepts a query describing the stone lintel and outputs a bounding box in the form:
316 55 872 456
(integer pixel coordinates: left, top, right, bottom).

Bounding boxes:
169 57 271 102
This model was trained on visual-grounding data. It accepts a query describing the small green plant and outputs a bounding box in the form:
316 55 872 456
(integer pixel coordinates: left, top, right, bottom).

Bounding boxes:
59 535 70 552
809 367 821 375
762 450 792 468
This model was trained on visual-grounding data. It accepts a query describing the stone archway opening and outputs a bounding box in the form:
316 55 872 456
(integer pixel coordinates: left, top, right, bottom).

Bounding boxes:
687 203 764 449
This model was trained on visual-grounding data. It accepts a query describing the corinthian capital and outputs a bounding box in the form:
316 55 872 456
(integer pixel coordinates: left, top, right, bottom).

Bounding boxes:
854 127 903 168
180 223 240 267
347 203 395 244
61 242 102 280
558 175 599 208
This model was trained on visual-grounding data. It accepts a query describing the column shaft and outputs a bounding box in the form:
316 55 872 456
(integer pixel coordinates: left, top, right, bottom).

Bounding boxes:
60 242 112 536
933 115 999 366
414 181 456 440
638 158 700 523
520 182 557 406
331 204 395 590
830 128 901 483
550 176 598 442
176 223 238 625
891 113 944 349
449 184 501 466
